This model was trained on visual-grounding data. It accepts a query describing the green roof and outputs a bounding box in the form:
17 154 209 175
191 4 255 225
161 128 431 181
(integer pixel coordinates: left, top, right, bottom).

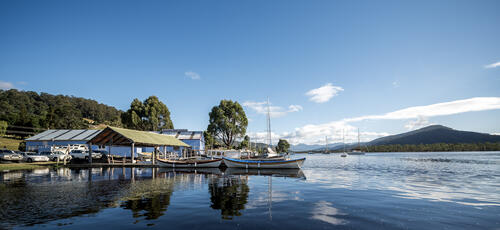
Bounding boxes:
90 126 190 147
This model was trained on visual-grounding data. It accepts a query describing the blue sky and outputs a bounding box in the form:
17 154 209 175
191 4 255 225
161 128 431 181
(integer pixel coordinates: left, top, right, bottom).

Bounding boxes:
1 0 499 144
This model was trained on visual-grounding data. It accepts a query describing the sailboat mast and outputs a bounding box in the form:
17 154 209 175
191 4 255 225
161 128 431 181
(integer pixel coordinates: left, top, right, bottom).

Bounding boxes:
358 128 360 149
343 129 346 152
325 136 328 153
266 98 272 148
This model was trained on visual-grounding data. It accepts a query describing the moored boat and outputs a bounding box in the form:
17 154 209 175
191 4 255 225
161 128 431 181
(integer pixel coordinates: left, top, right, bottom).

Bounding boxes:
157 158 222 168
223 157 305 169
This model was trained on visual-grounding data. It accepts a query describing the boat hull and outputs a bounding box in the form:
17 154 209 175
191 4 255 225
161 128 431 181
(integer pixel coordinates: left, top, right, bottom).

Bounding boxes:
223 157 305 169
157 158 222 168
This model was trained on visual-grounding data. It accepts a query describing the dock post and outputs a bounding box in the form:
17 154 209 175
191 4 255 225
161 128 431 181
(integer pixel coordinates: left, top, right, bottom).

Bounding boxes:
152 146 156 165
131 142 135 164
88 142 93 165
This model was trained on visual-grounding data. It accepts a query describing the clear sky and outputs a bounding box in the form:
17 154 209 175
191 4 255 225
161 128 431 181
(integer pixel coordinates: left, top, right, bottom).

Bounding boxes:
1 0 499 145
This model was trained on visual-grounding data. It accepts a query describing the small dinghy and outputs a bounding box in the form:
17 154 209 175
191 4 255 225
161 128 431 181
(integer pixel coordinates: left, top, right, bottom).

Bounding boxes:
157 158 222 168
223 157 306 169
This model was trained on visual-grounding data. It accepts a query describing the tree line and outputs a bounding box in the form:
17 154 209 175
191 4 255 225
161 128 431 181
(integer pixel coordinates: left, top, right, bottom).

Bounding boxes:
0 89 174 137
365 142 500 152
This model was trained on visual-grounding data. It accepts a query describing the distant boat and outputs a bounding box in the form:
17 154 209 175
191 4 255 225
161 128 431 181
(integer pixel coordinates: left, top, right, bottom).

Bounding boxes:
157 158 222 168
223 157 306 169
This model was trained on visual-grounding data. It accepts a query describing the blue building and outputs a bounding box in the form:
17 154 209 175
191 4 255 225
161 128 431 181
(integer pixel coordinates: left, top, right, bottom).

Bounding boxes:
159 129 205 155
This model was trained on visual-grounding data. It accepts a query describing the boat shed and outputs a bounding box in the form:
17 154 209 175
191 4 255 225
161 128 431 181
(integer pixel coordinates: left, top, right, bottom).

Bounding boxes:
88 126 190 163
25 129 102 152
159 129 205 154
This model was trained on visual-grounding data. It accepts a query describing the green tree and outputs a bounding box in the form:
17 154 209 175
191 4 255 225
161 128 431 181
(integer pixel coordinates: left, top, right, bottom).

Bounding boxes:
239 135 250 149
276 139 290 153
0 120 7 136
123 96 174 131
207 100 248 148
204 131 218 149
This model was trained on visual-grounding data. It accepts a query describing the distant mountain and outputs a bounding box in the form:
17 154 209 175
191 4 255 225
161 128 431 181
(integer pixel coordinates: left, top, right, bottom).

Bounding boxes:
290 143 325 151
368 125 500 146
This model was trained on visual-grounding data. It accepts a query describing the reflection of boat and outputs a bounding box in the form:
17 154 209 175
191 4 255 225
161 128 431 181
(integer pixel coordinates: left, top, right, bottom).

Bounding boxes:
158 167 222 175
224 168 306 179
157 158 222 168
223 157 305 169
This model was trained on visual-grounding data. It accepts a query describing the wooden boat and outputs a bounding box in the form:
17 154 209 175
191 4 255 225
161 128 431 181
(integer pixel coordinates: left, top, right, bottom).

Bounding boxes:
224 168 306 179
156 158 222 168
223 157 305 169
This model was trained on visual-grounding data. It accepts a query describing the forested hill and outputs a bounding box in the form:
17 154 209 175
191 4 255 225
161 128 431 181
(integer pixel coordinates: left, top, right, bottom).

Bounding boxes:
368 125 500 145
0 89 122 133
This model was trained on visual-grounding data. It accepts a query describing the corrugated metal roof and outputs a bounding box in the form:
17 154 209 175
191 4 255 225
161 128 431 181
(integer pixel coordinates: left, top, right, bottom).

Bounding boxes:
89 127 190 147
26 129 103 141
72 130 101 140
161 130 203 140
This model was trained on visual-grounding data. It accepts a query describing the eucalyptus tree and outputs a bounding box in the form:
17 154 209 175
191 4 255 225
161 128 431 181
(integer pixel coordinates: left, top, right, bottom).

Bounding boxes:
207 100 248 148
123 96 173 131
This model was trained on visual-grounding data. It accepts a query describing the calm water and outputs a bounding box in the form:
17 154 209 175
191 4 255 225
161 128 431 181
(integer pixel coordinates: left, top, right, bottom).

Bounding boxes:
1 152 499 229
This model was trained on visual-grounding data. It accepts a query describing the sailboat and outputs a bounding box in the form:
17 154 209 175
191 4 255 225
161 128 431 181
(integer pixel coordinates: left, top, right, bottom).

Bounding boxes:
322 136 329 154
340 130 347 157
348 128 365 155
223 98 306 169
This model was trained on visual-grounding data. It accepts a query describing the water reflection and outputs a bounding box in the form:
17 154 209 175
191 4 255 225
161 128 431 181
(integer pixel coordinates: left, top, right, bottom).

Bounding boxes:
302 152 500 206
310 201 346 225
208 175 250 220
0 167 305 228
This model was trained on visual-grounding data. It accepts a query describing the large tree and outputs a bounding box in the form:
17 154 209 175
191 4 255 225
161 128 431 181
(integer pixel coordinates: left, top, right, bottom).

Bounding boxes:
276 139 290 153
207 100 248 148
122 96 174 131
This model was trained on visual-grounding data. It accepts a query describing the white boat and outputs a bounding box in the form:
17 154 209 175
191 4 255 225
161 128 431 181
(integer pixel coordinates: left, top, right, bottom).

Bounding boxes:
157 158 222 168
223 157 306 169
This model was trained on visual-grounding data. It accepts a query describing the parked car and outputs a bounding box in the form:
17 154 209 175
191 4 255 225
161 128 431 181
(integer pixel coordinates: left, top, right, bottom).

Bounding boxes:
39 151 72 161
0 149 23 162
20 152 50 163
70 149 102 160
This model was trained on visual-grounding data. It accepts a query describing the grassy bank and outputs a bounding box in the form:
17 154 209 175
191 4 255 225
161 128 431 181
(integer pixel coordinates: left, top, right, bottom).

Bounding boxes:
0 137 22 150
0 162 57 171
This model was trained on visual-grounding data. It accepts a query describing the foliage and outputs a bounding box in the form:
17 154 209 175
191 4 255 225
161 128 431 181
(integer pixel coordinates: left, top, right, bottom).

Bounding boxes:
18 141 26 151
276 139 290 153
0 120 7 136
204 131 219 148
239 135 250 149
122 96 173 131
0 89 123 137
366 142 500 152
207 100 248 148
